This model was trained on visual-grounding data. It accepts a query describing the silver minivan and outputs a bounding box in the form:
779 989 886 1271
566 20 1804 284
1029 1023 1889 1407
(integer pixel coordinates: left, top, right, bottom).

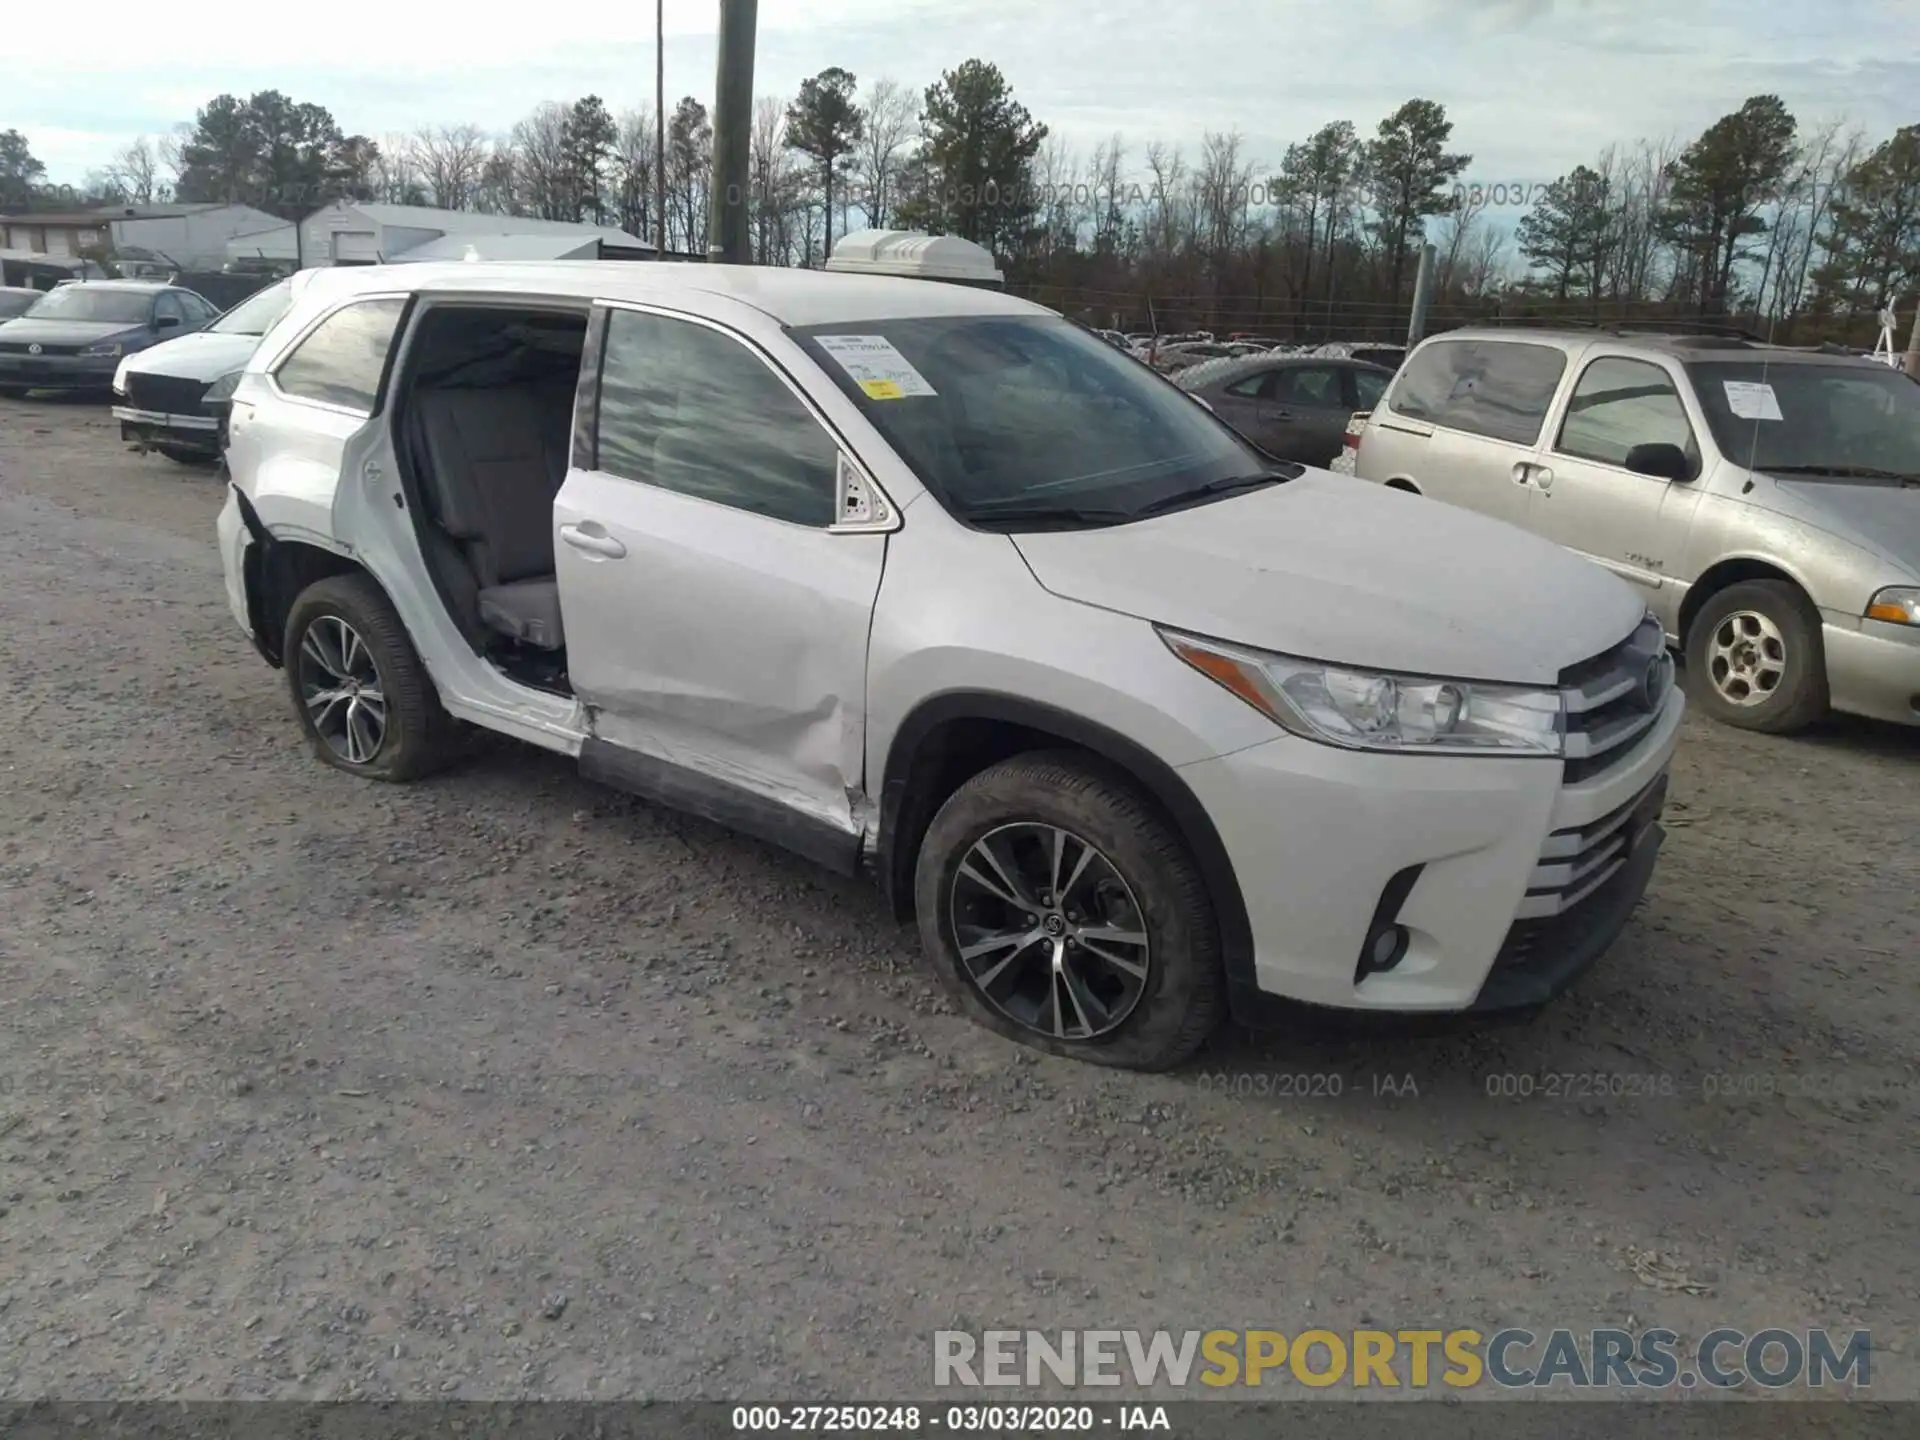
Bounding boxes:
1352 328 1920 733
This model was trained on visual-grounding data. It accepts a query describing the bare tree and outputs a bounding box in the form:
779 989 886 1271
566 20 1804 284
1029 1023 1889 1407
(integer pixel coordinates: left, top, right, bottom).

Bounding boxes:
411 123 490 210
105 137 165 205
1196 130 1255 263
854 77 916 230
511 102 574 220
1461 219 1511 297
611 106 657 242
1432 182 1490 293
1087 135 1130 256
750 95 811 264
1142 142 1188 257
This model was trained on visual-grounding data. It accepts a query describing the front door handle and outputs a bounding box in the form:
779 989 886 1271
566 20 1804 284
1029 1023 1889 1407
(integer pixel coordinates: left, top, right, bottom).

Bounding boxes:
560 523 627 559
1512 461 1553 488
1269 408 1295 422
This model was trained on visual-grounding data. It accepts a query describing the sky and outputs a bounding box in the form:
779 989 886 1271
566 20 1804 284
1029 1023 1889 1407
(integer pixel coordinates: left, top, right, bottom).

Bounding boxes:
7 0 1917 210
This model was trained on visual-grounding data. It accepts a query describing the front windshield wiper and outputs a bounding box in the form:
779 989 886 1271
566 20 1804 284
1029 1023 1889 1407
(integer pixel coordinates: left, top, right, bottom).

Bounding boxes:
965 503 1139 531
1127 469 1295 519
1762 464 1920 484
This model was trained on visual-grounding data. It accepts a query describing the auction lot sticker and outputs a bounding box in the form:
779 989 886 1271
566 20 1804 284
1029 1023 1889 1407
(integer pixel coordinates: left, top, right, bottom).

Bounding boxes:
815 334 939 400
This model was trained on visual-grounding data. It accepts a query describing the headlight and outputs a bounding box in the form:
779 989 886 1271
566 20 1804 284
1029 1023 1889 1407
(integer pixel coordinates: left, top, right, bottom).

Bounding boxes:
112 358 131 395
1866 587 1920 626
82 341 124 358
202 370 243 403
1160 628 1565 756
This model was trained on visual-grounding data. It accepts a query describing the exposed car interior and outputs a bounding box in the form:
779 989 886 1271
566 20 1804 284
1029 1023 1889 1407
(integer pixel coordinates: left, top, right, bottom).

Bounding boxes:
393 305 589 695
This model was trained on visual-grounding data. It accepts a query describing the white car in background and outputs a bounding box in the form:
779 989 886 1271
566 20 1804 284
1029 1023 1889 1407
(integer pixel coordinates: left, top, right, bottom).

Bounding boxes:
112 273 311 464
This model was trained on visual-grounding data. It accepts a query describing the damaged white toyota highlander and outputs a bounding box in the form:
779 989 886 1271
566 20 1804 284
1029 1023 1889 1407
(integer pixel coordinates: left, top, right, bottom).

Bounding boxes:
217 261 1683 1070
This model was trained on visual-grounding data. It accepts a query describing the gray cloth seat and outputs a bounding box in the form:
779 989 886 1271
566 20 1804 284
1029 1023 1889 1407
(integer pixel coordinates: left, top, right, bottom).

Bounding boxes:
411 386 571 650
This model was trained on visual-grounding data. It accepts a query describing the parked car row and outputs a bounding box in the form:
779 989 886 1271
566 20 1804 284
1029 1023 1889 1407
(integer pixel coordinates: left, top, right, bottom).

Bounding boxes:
0 279 223 397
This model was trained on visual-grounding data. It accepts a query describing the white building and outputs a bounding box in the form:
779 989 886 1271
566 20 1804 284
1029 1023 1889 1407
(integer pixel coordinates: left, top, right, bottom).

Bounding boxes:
0 203 281 270
280 202 658 268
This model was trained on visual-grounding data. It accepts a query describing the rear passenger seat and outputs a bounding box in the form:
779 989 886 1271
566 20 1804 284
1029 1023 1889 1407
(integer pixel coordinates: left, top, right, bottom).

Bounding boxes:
409 384 573 650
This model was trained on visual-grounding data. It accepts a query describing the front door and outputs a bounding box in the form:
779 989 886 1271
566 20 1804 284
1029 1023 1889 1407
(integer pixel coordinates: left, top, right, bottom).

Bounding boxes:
554 305 889 866
1526 353 1706 628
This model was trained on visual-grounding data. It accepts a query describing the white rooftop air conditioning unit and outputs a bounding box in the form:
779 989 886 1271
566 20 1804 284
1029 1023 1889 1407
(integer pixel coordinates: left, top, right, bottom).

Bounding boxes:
823 230 1004 288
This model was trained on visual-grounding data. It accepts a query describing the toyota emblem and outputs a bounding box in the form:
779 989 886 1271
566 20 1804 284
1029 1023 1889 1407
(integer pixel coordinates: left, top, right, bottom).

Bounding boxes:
27 343 41 355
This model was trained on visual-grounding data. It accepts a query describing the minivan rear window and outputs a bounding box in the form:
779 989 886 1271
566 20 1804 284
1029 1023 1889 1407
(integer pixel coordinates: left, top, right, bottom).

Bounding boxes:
1388 339 1567 446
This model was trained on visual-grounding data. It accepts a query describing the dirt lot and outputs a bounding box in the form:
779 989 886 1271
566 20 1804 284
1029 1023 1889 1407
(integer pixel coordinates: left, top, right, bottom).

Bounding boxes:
1 393 1916 1403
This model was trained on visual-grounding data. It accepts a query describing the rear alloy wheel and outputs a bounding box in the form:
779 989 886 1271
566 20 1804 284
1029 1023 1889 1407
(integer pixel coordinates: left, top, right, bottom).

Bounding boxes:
1684 579 1829 733
913 751 1224 1070
284 574 458 781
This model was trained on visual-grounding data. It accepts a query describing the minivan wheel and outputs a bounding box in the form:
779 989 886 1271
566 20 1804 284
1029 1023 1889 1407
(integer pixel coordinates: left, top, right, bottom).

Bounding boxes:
913 751 1224 1071
1684 579 1829 734
284 574 458 781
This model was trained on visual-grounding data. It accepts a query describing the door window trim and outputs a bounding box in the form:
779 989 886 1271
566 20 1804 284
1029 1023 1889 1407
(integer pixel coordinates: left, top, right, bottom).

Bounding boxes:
593 298 901 535
263 291 413 420
1549 351 1702 477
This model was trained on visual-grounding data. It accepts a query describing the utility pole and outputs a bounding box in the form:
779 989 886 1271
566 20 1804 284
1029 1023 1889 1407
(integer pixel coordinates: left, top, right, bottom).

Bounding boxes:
1905 300 1920 380
655 0 667 260
1406 242 1437 349
707 0 757 265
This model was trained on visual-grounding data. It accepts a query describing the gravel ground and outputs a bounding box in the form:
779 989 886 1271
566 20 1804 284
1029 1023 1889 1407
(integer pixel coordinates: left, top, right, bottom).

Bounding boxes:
1 393 1916 1403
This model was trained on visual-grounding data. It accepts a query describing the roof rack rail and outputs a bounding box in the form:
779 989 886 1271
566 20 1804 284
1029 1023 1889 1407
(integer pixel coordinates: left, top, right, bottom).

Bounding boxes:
1467 315 1768 342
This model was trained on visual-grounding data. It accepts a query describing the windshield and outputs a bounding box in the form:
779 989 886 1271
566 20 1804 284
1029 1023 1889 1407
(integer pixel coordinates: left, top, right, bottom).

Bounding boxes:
792 314 1272 526
1687 360 1920 478
210 279 295 336
22 287 153 325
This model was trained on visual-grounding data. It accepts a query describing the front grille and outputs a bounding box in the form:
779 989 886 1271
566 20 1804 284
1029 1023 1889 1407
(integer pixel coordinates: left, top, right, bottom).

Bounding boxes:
1517 770 1667 920
0 340 80 355
124 371 212 415
1560 615 1671 783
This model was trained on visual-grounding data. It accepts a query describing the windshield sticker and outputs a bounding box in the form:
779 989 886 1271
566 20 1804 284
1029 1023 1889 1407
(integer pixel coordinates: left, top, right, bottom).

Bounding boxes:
1723 380 1784 421
814 334 938 400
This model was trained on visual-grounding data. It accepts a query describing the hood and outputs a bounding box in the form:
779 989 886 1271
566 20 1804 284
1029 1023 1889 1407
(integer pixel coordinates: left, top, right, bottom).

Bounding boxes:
0 318 141 345
122 329 259 382
1011 472 1646 685
1751 476 1920 579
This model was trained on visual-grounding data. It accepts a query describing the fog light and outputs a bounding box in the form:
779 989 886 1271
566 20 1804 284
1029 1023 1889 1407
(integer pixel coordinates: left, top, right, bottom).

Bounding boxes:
1356 864 1423 983
1366 923 1409 975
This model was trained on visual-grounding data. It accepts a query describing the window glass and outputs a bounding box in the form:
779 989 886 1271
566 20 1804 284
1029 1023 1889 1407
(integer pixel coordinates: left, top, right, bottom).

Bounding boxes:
1556 357 1696 468
792 314 1265 525
1224 373 1268 398
1388 339 1568 445
596 308 839 527
1354 368 1389 410
1269 366 1344 407
273 296 406 412
1685 360 1920 476
181 292 219 323
20 286 151 324
211 279 294 335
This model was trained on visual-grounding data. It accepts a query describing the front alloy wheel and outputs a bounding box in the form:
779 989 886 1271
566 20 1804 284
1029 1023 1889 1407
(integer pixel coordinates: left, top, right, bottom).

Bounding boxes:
913 751 1225 1070
1684 578 1828 734
949 822 1152 1041
297 615 389 765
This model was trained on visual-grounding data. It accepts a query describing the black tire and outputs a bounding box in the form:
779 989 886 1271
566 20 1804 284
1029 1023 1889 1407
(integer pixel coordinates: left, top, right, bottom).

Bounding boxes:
0 385 28 399
912 750 1225 1071
284 573 459 781
1684 579 1829 734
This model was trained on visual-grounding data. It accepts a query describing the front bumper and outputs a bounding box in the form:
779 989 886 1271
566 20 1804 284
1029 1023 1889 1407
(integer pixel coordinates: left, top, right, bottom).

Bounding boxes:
0 353 118 388
1179 686 1684 1017
113 404 222 453
216 484 256 642
1822 616 1920 727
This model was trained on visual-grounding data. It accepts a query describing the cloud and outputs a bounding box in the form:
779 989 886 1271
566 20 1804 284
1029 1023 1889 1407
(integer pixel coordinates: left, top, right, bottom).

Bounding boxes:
6 0 1912 193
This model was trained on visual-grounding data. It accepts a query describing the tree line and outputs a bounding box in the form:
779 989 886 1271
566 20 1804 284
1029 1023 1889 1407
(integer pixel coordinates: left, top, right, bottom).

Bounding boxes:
3 69 1915 342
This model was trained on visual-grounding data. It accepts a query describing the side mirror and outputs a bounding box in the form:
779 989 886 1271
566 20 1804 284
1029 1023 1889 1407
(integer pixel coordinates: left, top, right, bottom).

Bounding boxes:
154 314 180 330
1624 442 1692 481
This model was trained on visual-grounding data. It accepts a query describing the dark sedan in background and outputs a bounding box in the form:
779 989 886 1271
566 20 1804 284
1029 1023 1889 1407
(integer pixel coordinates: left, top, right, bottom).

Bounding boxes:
0 281 221 396
1175 353 1396 465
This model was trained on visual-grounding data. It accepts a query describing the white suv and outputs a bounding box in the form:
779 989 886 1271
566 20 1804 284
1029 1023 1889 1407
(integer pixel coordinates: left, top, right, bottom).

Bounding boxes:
217 262 1684 1070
